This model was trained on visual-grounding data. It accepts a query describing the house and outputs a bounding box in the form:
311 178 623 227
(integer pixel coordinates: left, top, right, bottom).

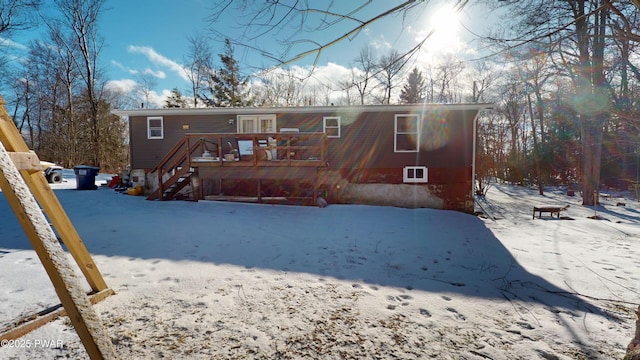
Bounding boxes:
112 103 493 213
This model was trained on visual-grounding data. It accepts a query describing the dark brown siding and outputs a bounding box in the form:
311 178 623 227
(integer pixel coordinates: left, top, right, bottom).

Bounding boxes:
276 112 325 132
130 107 478 174
326 109 476 171
130 114 238 169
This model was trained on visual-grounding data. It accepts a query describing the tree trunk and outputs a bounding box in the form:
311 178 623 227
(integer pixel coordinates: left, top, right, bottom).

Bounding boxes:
527 93 543 195
577 0 608 206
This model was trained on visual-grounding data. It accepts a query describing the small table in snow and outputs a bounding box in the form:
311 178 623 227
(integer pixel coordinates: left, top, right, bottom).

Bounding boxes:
532 206 568 219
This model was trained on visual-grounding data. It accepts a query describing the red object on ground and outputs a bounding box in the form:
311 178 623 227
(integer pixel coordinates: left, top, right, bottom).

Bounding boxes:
108 175 120 188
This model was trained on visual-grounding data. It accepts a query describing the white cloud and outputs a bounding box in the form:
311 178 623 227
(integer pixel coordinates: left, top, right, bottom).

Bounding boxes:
142 68 166 79
104 78 170 109
128 45 189 81
105 78 138 93
148 89 171 109
111 60 139 75
0 37 27 50
309 62 352 87
370 35 392 50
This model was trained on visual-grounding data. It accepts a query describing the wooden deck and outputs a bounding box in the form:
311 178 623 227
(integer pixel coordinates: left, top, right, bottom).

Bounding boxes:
148 132 328 203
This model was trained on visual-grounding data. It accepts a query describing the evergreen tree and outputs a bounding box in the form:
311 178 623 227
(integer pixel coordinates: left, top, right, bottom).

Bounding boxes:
211 38 250 107
399 67 425 104
164 87 188 108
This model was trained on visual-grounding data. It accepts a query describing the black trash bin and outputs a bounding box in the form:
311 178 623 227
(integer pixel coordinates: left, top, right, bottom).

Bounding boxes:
74 165 100 190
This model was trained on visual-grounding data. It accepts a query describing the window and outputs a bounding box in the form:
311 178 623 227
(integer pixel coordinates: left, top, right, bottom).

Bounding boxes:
239 117 256 133
394 114 419 152
260 117 275 133
323 116 341 138
238 114 276 133
147 117 163 139
404 166 428 183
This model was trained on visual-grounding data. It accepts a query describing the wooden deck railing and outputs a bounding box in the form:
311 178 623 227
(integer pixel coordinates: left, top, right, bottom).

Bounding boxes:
184 132 328 167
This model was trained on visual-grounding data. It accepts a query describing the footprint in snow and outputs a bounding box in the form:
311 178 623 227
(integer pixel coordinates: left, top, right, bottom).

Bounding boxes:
419 308 432 317
517 321 534 330
15 257 34 264
446 307 466 321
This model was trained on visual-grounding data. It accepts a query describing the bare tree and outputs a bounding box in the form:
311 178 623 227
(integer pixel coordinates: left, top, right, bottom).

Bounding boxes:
434 55 465 103
204 1 463 72
352 46 377 105
514 48 556 194
304 82 333 106
254 68 307 106
0 0 40 35
375 49 404 104
486 0 616 205
337 77 355 105
134 72 157 108
423 64 436 103
48 0 106 166
468 60 495 103
184 34 213 107
0 0 42 124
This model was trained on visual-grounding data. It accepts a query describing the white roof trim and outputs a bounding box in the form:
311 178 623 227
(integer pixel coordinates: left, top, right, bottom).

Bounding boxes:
112 103 494 117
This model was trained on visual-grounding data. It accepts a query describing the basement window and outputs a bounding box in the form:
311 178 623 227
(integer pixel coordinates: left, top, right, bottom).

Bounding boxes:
323 116 341 138
147 116 164 139
403 166 428 183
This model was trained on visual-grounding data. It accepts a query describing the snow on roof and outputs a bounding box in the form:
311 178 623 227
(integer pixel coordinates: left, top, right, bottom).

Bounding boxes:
112 103 495 117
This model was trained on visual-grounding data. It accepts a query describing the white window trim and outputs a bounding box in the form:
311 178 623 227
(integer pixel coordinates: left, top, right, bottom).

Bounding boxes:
147 116 164 139
323 116 341 138
403 166 428 183
394 114 420 152
237 114 277 133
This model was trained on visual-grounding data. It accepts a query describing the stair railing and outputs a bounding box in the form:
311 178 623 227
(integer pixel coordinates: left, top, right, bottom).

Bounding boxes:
148 137 189 200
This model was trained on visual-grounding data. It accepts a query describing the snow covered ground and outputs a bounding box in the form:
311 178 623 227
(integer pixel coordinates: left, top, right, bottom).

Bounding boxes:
0 171 638 359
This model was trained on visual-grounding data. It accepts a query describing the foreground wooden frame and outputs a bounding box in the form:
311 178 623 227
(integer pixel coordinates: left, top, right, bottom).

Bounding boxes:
0 288 115 342
0 97 117 359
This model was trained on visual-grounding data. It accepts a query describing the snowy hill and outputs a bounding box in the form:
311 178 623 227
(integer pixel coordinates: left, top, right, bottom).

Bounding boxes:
0 173 638 359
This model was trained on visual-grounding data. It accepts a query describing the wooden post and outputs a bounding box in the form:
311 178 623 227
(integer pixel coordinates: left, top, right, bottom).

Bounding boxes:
190 172 201 201
157 168 163 200
257 179 262 202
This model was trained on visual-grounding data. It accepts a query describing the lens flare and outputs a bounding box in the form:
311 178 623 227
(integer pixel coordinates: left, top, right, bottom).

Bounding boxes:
420 109 449 151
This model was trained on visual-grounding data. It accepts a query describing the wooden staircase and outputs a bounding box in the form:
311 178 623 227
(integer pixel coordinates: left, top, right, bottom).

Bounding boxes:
147 136 204 201
147 166 196 200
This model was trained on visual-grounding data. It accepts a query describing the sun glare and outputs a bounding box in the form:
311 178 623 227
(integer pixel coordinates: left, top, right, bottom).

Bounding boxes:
426 5 461 54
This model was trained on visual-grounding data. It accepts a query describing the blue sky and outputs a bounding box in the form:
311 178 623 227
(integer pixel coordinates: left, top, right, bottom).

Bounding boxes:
4 0 496 107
